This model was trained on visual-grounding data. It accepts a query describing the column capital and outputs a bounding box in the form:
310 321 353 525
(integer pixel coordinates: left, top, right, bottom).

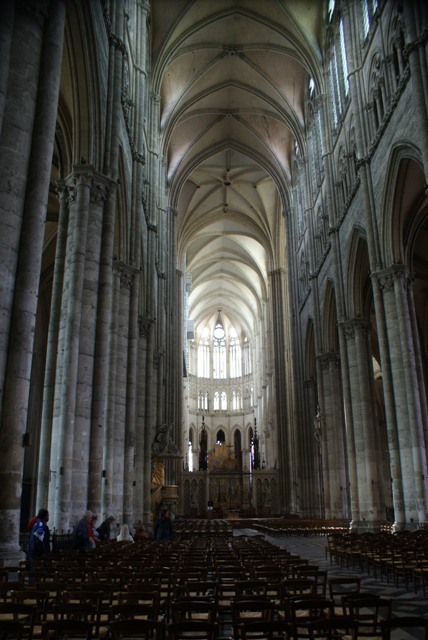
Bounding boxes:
339 318 370 339
372 264 414 292
113 260 139 290
316 351 340 370
67 164 94 185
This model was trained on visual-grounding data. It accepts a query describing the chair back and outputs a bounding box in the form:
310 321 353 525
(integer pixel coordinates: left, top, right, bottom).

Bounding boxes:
109 619 164 640
41 620 93 640
170 597 218 623
347 596 392 637
167 620 218 640
307 617 359 640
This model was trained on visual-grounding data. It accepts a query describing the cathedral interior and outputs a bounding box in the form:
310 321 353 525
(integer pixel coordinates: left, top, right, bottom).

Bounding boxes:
0 0 428 565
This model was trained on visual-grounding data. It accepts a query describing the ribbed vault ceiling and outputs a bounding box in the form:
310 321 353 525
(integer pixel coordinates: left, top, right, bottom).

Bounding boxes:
152 0 324 339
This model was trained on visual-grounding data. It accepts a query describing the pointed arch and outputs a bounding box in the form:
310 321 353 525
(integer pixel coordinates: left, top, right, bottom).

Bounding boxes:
381 144 426 266
346 227 370 318
304 317 316 380
323 279 339 352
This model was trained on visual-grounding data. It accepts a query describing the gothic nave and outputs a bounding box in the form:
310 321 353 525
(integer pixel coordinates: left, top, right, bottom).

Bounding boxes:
0 0 427 565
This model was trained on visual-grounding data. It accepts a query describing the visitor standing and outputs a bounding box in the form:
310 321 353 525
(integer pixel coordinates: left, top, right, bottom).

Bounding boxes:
72 510 93 553
153 509 173 541
27 509 50 561
96 515 115 542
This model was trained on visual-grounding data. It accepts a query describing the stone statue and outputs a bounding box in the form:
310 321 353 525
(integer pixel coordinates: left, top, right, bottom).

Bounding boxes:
152 423 179 457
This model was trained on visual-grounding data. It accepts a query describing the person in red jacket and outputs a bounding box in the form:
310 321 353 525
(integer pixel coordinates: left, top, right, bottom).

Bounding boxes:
88 513 99 548
27 514 38 533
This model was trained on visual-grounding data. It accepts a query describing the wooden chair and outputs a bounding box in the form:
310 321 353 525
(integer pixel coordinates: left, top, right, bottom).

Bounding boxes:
294 570 327 596
34 582 66 620
117 588 160 617
9 589 48 634
412 550 428 594
251 566 283 582
0 603 36 639
287 597 334 640
0 583 13 604
278 579 317 620
184 580 218 601
346 596 392 639
167 620 218 640
380 617 428 640
108 602 160 623
239 619 290 640
235 580 268 598
50 602 97 624
169 597 218 624
341 592 381 616
231 598 276 640
108 619 165 640
216 578 242 619
327 576 360 614
61 590 103 636
40 620 93 640
307 617 359 640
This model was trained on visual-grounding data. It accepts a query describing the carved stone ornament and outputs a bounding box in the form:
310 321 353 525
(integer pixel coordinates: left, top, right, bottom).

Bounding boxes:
151 423 180 458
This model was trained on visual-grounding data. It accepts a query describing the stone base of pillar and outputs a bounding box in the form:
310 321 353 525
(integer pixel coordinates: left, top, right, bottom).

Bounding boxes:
0 543 26 568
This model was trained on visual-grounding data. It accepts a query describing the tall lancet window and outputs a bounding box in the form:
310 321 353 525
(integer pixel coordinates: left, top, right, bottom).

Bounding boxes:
243 336 251 375
198 327 210 378
229 328 241 378
213 311 226 379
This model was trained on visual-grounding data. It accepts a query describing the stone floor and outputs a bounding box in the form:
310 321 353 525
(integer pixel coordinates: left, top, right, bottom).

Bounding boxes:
233 528 428 619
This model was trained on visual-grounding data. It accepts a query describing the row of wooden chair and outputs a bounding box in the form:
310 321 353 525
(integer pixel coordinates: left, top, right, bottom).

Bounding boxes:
2 604 428 640
251 519 351 538
5 528 427 639
326 530 428 593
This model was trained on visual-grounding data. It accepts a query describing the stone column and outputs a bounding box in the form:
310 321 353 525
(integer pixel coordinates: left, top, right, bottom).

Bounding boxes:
88 0 124 518
339 321 361 528
302 378 319 516
48 167 92 531
123 264 139 526
391 267 428 523
101 263 120 517
88 182 117 517
125 0 150 527
141 223 158 525
269 268 290 513
71 176 109 519
112 264 132 518
318 352 348 519
0 0 51 411
0 0 66 561
136 314 153 526
342 319 383 528
371 271 405 528
37 182 69 509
